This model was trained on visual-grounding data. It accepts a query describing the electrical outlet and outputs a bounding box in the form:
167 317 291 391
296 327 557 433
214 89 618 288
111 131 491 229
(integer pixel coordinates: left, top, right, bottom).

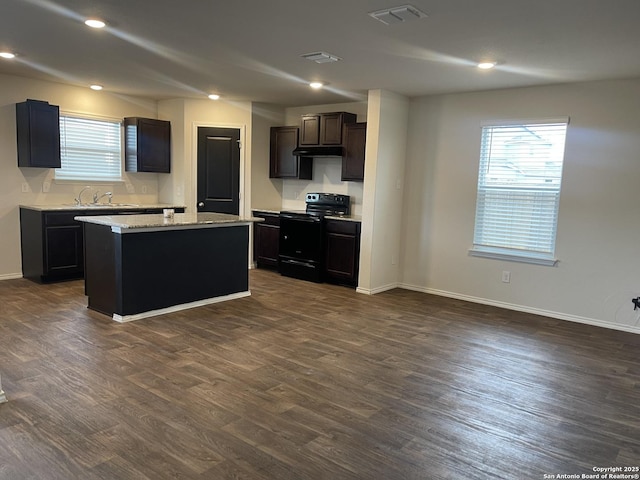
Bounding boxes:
42 181 50 193
21 183 29 193
126 183 135 193
501 271 511 283
141 185 148 194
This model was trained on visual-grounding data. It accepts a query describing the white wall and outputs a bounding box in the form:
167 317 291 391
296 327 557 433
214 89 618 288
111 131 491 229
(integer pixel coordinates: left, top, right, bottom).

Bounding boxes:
281 101 368 215
158 98 186 209
0 73 158 279
250 103 285 210
401 78 640 333
358 90 410 294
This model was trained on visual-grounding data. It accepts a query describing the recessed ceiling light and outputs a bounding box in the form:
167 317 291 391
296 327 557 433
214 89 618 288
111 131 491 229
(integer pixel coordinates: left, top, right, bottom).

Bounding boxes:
477 62 496 70
0 52 16 59
85 18 106 28
208 94 220 100
90 84 103 91
309 82 324 89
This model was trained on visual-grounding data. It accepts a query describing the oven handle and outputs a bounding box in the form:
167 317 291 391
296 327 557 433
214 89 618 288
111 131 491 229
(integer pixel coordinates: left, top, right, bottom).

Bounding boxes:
284 259 315 267
279 213 322 223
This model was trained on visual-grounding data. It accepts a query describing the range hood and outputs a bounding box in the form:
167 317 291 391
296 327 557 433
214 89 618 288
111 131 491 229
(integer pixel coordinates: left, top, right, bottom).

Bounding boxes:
292 146 344 157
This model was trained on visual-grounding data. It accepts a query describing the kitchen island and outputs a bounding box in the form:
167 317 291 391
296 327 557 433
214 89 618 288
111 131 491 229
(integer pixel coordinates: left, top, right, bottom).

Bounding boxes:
75 212 261 322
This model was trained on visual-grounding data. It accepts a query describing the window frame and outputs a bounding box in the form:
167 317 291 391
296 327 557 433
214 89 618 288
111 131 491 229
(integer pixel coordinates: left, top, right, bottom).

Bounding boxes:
469 117 569 266
54 112 124 183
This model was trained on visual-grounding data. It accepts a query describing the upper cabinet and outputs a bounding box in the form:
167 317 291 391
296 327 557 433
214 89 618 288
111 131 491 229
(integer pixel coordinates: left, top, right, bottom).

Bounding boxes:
341 122 367 182
269 126 312 180
269 111 364 181
299 112 357 146
16 99 61 168
124 117 171 173
299 115 320 145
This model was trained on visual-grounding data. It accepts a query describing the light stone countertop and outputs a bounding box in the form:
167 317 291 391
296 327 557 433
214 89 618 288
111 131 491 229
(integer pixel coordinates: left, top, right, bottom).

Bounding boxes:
251 208 281 215
20 203 186 212
252 207 361 223
75 212 263 233
325 214 362 223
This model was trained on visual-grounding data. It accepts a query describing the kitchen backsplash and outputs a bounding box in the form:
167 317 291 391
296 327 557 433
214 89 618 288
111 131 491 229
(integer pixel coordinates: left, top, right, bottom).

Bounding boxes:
281 157 364 215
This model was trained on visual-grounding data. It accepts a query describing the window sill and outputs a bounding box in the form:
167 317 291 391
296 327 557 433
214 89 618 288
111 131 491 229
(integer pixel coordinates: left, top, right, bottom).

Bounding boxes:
469 246 558 266
53 177 125 185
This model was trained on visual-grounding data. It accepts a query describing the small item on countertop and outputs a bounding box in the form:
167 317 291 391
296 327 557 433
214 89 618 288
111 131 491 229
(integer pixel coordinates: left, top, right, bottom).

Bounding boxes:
163 208 174 219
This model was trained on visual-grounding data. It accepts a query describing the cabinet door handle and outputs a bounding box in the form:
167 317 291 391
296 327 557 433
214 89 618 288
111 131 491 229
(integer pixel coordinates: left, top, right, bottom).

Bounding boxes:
198 202 204 208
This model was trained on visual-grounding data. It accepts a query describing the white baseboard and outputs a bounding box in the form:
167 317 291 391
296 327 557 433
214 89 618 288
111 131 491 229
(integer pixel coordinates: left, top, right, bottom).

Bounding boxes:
398 282 640 335
112 290 251 323
356 282 399 295
0 273 23 281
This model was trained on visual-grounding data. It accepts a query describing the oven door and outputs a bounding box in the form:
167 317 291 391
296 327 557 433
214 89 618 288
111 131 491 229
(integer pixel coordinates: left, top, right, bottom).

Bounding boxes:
279 213 324 282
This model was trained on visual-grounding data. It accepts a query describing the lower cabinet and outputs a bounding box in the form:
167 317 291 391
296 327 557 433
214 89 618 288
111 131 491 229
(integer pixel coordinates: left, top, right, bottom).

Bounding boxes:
252 211 280 269
251 211 361 287
20 207 184 283
324 219 361 287
44 221 84 279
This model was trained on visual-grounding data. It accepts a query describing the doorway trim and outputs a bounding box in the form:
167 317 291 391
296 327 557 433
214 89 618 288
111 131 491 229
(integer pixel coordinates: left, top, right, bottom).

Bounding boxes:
191 122 246 216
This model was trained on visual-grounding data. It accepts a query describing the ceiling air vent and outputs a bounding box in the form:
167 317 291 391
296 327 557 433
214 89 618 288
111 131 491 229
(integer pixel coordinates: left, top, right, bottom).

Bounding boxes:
301 52 342 64
369 4 428 25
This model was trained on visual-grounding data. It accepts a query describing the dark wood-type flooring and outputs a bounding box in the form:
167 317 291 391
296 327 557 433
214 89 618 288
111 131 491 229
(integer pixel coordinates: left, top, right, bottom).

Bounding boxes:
0 269 639 479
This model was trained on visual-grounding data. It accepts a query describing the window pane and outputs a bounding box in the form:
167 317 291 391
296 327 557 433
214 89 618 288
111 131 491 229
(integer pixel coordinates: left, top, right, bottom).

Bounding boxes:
55 115 122 180
472 121 568 261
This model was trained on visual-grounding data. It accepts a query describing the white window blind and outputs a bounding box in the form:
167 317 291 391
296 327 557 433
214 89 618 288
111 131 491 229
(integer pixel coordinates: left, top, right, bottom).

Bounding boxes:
55 115 122 181
470 120 568 266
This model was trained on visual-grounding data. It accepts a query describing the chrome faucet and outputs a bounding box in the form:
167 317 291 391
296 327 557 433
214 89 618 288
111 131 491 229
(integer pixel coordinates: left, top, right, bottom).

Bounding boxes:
93 191 113 204
75 186 92 205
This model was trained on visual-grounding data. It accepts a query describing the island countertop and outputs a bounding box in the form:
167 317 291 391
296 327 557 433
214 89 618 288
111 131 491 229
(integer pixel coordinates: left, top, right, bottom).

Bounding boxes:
75 212 263 233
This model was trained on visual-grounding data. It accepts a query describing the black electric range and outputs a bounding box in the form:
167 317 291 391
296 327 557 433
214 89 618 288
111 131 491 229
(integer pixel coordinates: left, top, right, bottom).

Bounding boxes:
279 193 350 283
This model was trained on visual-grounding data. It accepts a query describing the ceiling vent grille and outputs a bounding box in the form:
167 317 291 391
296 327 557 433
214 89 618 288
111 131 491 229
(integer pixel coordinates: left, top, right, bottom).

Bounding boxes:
301 52 342 64
369 4 428 25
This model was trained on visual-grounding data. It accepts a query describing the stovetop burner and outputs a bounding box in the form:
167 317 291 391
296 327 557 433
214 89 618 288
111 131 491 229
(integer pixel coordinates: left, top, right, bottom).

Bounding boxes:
304 192 350 217
280 193 351 218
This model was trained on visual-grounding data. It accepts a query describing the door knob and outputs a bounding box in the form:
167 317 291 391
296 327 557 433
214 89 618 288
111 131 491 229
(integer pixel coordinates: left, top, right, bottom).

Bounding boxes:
198 202 204 207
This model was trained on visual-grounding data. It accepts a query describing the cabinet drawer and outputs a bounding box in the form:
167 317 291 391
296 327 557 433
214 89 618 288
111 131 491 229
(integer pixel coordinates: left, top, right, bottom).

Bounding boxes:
44 212 78 226
325 219 360 235
253 212 280 226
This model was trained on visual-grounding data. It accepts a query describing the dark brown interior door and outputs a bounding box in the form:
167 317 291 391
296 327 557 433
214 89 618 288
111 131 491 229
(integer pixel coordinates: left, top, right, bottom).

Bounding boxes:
197 127 240 214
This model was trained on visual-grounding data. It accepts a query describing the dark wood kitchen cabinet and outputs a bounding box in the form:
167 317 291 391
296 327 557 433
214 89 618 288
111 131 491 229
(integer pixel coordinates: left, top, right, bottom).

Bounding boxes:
252 211 280 269
324 219 361 287
299 115 320 145
20 206 184 283
341 122 367 181
299 112 357 146
269 126 312 180
16 99 61 168
124 117 171 173
20 209 83 282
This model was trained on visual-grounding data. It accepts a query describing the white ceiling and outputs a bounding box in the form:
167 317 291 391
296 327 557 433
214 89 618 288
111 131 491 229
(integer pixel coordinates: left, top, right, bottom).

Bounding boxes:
1 0 640 107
